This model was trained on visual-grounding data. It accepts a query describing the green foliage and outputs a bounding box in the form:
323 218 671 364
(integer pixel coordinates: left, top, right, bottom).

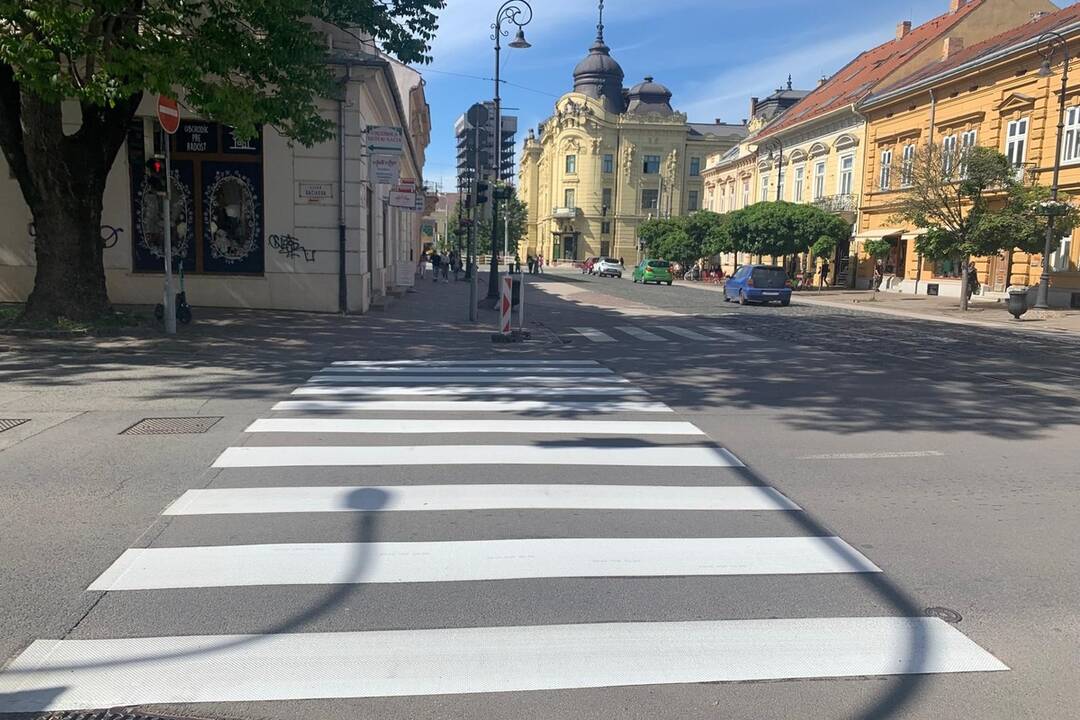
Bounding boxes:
863 238 892 259
811 235 837 259
638 212 728 267
452 191 528 257
725 202 849 258
1 0 445 144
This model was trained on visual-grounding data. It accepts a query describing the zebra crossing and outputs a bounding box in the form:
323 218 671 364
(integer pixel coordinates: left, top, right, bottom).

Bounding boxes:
0 359 1007 713
569 324 761 343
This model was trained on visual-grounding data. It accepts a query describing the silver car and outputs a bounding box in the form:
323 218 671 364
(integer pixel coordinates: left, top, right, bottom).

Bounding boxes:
594 257 623 278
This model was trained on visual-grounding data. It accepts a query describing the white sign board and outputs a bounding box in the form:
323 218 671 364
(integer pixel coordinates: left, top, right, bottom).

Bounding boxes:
298 182 334 202
389 188 416 209
370 154 401 185
395 263 416 288
367 126 404 153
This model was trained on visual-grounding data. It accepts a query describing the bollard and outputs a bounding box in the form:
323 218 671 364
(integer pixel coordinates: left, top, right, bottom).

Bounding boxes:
500 276 513 335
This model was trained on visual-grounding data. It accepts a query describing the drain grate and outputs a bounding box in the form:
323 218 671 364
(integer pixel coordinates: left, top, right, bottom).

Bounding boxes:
924 606 963 624
0 418 30 433
122 417 223 436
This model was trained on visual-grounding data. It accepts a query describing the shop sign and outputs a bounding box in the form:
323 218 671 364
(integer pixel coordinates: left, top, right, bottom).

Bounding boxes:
370 153 401 185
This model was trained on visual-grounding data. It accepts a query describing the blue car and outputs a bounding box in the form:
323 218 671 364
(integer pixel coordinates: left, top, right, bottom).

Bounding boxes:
723 264 792 306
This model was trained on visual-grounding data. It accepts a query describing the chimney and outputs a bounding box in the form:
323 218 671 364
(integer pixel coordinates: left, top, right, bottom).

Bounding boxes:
942 36 964 61
1031 11 1051 22
896 21 912 40
749 97 759 117
715 118 723 125
818 75 829 87
949 0 967 13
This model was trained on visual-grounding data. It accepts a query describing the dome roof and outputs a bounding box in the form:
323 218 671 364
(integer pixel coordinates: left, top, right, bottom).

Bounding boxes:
573 38 624 79
572 33 625 114
626 76 674 116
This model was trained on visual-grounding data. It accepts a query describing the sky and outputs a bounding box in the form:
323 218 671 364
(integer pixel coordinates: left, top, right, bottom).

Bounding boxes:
419 0 1006 191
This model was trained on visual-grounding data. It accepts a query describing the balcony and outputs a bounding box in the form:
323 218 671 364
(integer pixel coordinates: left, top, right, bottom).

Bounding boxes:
812 194 859 214
552 206 579 219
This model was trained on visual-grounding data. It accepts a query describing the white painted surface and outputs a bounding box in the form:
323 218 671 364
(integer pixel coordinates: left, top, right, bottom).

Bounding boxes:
89 536 878 591
572 327 616 343
246 418 704 436
799 451 946 460
659 327 713 341
305 375 630 386
0 617 1007 711
291 385 645 397
702 326 760 341
213 445 745 469
271 399 675 413
163 484 800 516
331 360 601 367
317 366 615 375
617 326 665 342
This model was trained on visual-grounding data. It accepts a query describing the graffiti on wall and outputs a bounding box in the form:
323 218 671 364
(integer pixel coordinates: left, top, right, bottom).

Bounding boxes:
268 233 316 262
28 223 125 249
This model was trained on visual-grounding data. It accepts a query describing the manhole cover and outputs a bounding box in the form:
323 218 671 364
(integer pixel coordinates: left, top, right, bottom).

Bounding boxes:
924 606 963 624
122 417 223 435
0 418 30 433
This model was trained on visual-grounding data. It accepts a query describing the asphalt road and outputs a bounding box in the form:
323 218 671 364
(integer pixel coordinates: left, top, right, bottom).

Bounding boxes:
0 274 1077 719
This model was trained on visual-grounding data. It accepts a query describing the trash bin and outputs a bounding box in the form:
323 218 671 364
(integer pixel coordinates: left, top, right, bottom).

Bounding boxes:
1007 285 1029 319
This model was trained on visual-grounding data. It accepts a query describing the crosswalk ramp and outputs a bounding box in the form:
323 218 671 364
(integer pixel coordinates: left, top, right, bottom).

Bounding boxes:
569 324 760 344
0 358 1007 713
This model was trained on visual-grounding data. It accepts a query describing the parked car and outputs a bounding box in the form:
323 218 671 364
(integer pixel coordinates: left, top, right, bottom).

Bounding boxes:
581 257 599 274
594 257 623 278
633 259 673 285
723 264 792 306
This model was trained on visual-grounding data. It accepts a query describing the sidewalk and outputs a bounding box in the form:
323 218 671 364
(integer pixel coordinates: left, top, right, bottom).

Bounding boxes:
677 281 1080 335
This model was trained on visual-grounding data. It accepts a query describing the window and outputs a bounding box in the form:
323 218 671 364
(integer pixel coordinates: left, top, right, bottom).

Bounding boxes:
838 154 854 195
933 256 964 279
777 169 786 201
602 153 614 173
742 180 750 208
565 154 577 174
564 188 576 209
960 130 977 176
688 190 700 212
1051 234 1072 271
602 188 612 215
1005 118 1028 168
941 134 957 177
879 149 893 191
813 161 826 200
643 155 661 174
760 175 770 202
641 188 659 211
793 165 805 202
689 157 701 177
1064 108 1080 163
901 144 915 186
601 221 612 235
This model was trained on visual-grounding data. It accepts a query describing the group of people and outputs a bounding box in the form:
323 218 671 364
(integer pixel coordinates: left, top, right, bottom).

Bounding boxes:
525 255 546 275
419 250 464 283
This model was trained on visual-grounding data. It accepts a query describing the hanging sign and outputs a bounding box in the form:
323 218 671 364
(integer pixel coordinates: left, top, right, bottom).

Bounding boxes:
370 154 401 185
389 185 416 209
367 126 404 153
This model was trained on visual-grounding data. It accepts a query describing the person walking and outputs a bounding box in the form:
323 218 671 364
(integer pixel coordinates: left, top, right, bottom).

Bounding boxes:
430 251 442 283
872 261 884 293
538 255 545 275
450 250 462 281
819 258 831 290
965 260 981 302
416 252 427 280
527 254 535 275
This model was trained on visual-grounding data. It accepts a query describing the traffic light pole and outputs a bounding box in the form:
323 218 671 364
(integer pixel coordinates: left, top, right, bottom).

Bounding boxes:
162 134 176 335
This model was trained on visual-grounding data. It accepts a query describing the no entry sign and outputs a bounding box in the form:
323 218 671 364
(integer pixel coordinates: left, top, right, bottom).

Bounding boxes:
157 96 180 135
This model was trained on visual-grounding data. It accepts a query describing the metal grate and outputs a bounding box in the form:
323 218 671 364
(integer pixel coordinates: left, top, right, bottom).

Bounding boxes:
0 418 29 433
122 417 222 436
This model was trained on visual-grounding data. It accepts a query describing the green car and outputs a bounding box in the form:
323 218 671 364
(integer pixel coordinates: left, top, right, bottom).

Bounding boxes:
633 259 673 285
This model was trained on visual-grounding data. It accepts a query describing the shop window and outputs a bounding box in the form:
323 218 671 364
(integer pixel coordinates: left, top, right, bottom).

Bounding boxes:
128 120 264 274
933 256 964 279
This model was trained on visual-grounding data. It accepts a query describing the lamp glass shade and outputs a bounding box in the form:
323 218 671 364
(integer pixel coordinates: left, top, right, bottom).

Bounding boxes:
509 29 531 49
1039 60 1053 78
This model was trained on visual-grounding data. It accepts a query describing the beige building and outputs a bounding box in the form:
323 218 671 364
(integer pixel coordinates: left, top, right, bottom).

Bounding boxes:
518 11 746 264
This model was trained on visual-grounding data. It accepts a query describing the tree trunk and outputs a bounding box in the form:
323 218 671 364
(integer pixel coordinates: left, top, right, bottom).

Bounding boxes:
959 256 970 312
0 65 139 321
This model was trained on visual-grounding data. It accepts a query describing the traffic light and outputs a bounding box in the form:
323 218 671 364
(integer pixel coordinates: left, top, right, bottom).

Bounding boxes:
145 156 167 194
476 181 489 205
493 185 513 201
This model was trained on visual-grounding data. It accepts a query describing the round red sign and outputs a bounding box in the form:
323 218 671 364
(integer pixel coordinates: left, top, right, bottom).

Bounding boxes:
157 96 180 135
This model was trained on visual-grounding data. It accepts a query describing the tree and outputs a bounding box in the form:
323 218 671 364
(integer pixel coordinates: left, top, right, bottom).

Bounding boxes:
864 238 893 260
892 144 1077 310
1 0 443 320
475 191 527 258
725 202 848 260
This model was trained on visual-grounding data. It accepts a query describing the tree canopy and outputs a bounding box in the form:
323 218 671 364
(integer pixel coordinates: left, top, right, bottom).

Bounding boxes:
724 202 850 258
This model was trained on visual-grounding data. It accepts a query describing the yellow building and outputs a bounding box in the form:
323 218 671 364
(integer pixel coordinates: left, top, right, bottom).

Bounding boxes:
857 3 1080 306
518 8 746 264
702 0 1053 284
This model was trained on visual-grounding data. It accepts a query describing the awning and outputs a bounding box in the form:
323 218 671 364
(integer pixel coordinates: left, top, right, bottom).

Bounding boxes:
855 228 906 240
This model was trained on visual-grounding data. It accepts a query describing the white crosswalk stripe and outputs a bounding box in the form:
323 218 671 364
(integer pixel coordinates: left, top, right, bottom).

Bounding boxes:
659 326 714 341
617 326 665 342
0 356 1010 712
572 327 616 343
563 324 760 344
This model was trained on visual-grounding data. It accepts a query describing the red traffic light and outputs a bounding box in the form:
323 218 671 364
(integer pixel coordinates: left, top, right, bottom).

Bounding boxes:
145 156 167 194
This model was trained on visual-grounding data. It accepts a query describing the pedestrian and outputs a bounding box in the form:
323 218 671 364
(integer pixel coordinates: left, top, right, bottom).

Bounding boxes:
872 261 884 292
527 254 535 275
538 255 545 274
450 251 462 281
965 260 980 302
431 251 442 283
619 256 625 268
416 252 427 279
819 258 831 289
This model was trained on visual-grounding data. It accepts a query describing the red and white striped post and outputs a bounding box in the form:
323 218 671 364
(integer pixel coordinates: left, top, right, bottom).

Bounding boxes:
500 276 513 336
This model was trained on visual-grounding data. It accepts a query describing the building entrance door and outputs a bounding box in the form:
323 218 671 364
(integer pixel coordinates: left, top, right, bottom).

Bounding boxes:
988 251 1009 292
563 234 578 261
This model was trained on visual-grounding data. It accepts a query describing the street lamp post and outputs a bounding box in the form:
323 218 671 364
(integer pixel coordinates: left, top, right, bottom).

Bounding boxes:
1036 31 1070 309
770 140 784 203
486 0 533 300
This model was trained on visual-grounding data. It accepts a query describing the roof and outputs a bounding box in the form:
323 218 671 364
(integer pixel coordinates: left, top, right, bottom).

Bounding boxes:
756 0 985 140
868 3 1080 104
688 123 749 139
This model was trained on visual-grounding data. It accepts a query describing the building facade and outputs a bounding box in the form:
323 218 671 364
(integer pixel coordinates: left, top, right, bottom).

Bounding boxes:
455 102 518 187
518 13 746 264
0 25 430 314
857 3 1080 305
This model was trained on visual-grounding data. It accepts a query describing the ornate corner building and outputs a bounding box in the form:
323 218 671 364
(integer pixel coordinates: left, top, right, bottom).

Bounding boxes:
518 7 746 264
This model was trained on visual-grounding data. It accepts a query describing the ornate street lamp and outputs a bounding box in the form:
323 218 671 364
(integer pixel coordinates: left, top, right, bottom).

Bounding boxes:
1035 30 1070 309
486 0 533 300
768 140 784 202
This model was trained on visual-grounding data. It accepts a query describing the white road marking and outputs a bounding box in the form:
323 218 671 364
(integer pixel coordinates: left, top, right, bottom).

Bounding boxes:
212 445 744 469
88 536 878 591
701 325 759 340
799 451 946 460
0 617 1006 711
291 385 645 397
305 375 630 386
331 360 601 367
617 326 665 342
163 484 800 516
271 399 675 413
317 366 615 375
660 327 714 341
572 327 616 343
245 418 703 436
